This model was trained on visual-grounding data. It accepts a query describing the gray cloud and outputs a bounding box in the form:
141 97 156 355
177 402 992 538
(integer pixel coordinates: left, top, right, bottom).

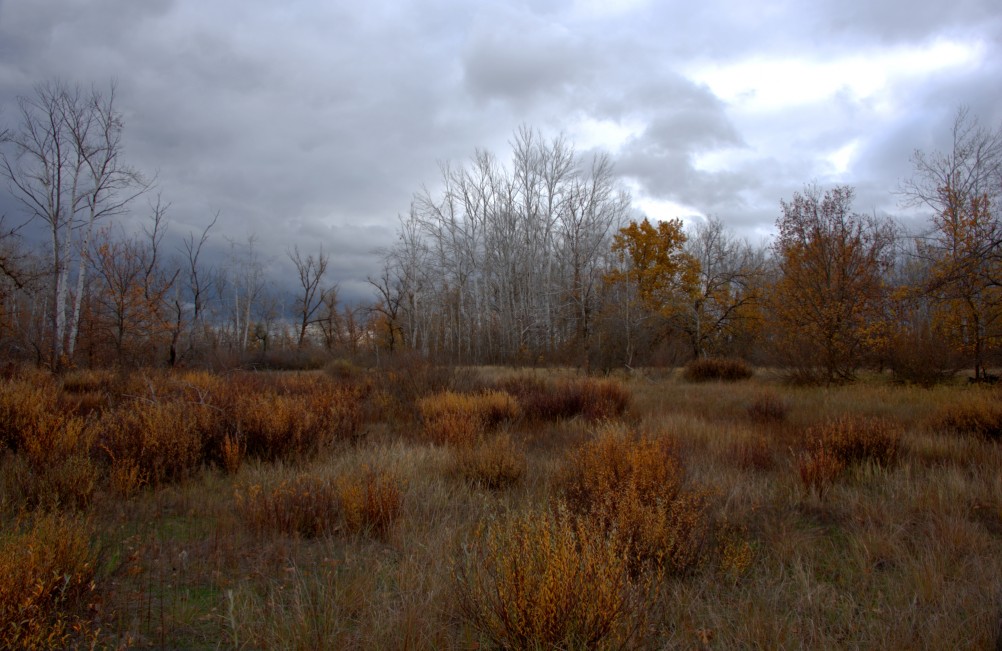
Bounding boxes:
1 0 1000 304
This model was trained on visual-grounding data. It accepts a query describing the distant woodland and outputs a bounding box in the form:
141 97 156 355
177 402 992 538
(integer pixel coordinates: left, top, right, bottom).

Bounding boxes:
2 82 1000 383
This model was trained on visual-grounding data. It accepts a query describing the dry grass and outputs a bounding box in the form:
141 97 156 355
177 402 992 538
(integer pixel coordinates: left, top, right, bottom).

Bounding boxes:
2 366 1002 648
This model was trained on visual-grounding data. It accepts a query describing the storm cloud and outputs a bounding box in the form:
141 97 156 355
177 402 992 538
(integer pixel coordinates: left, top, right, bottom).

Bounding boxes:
1 0 1000 299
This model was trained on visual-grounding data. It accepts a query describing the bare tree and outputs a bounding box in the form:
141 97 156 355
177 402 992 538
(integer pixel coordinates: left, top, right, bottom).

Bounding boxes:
900 108 1002 379
0 81 148 366
683 216 765 358
288 244 331 348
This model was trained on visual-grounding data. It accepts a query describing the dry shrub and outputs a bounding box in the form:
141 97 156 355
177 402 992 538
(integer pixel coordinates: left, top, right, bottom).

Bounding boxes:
59 368 115 394
98 399 203 486
453 433 526 490
221 433 245 475
336 466 403 538
455 508 644 650
925 398 1002 441
558 423 709 576
0 511 98 650
236 468 402 539
579 379 632 421
797 447 845 498
236 475 342 538
495 376 630 423
0 412 98 510
746 391 789 424
683 357 754 383
0 379 60 452
417 391 519 446
233 384 364 461
728 435 776 472
811 416 902 468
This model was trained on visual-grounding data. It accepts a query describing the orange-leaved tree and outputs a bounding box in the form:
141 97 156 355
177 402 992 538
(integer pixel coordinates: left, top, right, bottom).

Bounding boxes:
768 185 895 384
604 217 699 363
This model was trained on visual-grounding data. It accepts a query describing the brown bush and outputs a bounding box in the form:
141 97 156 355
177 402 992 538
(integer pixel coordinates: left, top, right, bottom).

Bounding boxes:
495 376 630 423
455 508 643 650
558 423 708 576
0 378 60 452
797 447 845 498
232 384 364 461
236 475 342 538
0 512 98 650
925 399 1002 441
417 390 519 446
235 468 402 539
728 435 776 472
336 467 403 538
746 391 789 424
683 357 754 383
810 416 902 468
453 433 526 490
97 399 203 486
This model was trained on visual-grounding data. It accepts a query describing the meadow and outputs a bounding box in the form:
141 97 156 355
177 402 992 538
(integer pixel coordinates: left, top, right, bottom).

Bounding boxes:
1 359 1001 649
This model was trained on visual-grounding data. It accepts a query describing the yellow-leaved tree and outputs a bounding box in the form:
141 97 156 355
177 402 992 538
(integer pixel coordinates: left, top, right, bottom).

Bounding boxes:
603 217 699 364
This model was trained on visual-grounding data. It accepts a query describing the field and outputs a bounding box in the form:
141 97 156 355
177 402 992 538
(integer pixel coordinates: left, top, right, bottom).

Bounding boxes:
2 361 1001 649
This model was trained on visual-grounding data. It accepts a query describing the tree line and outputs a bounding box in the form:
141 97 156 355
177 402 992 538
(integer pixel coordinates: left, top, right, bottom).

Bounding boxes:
1 82 1000 382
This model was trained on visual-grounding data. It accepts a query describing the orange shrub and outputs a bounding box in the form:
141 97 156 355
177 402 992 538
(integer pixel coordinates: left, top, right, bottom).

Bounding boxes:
336 466 403 538
0 379 60 452
455 508 641 650
236 475 342 538
453 433 526 490
810 416 902 468
97 399 203 486
558 424 708 576
925 398 1002 441
417 391 519 446
235 468 403 539
0 512 98 650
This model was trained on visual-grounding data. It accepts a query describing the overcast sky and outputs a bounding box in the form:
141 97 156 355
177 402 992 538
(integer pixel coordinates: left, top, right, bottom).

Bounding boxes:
1 0 1000 302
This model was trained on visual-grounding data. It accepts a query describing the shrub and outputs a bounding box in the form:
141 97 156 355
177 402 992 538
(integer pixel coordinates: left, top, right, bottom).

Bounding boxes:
417 390 519 446
235 475 342 538
0 379 60 452
455 508 642 650
925 399 1002 441
728 435 776 472
746 391 789 424
797 447 845 498
235 468 403 540
453 433 526 490
336 467 403 538
558 423 708 576
810 416 902 468
495 376 630 422
0 512 98 650
683 357 754 383
233 384 363 461
97 399 203 486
